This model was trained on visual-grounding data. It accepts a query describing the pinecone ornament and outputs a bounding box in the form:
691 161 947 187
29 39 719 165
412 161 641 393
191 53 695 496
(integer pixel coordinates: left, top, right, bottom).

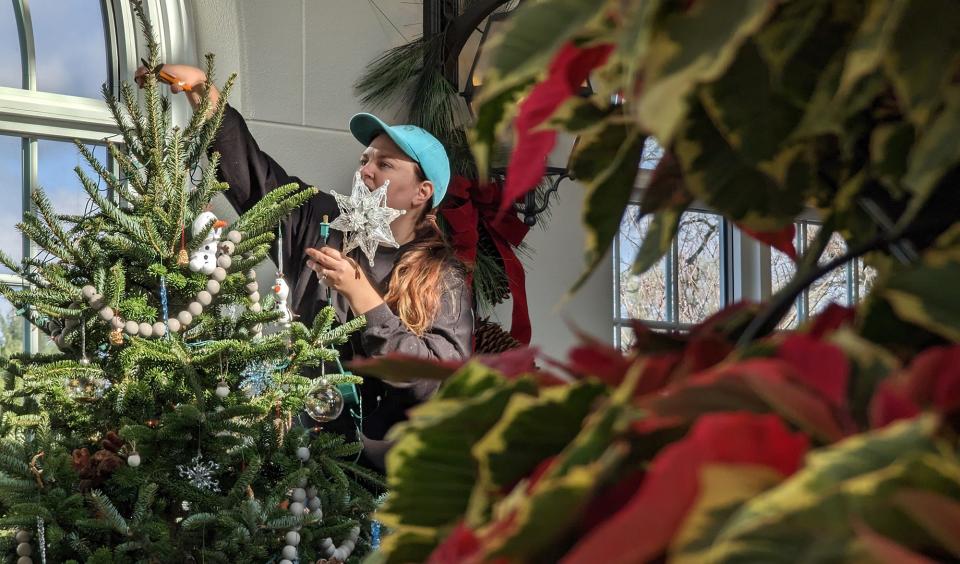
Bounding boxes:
474 317 522 354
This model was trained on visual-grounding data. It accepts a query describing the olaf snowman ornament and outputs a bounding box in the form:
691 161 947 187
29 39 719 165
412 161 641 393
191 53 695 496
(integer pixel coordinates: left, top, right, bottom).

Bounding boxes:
272 275 294 327
189 211 227 275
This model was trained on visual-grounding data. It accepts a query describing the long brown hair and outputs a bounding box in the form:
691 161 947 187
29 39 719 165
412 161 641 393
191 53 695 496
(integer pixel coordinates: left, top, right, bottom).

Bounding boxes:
382 165 464 335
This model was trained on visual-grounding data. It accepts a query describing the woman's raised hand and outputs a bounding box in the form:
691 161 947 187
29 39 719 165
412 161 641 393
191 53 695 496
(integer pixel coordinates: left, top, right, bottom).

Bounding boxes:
134 63 219 114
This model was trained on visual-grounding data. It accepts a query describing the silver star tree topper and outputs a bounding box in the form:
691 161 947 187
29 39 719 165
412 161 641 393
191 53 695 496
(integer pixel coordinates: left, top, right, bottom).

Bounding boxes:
329 170 406 267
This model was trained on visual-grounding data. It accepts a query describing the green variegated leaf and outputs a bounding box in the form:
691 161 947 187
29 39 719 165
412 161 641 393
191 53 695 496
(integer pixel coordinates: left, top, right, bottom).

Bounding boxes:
884 0 960 129
571 120 646 293
898 93 960 227
471 0 609 176
883 249 960 341
715 416 940 543
700 40 803 163
631 207 687 276
484 445 627 561
706 447 960 562
379 369 538 530
674 101 805 230
837 0 908 97
636 0 778 144
467 381 607 524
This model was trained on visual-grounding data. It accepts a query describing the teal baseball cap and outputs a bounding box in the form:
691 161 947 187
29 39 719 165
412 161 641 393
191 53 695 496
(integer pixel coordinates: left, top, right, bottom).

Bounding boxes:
349 113 451 207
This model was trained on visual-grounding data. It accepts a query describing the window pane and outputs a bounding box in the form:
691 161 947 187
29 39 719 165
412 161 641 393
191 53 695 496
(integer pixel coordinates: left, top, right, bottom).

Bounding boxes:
771 225 799 329
32 0 109 98
677 211 723 324
37 139 100 221
640 138 664 170
0 1 22 88
618 326 635 352
618 207 668 322
859 260 878 299
807 225 850 315
0 291 26 356
0 136 23 273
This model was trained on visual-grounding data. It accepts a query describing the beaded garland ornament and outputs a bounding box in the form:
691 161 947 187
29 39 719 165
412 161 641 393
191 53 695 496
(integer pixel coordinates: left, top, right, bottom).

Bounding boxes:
79 213 262 341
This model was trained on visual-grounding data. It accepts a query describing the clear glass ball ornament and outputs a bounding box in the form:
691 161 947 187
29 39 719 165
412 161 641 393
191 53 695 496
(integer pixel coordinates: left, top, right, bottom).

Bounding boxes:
303 381 344 422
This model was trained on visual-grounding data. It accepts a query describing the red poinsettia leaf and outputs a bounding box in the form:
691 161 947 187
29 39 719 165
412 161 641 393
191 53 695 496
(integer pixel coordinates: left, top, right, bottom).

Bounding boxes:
348 353 463 382
475 346 540 379
564 341 633 385
776 333 850 407
893 489 960 557
646 359 846 442
904 346 960 413
869 379 922 428
853 521 938 564
562 413 807 564
739 223 797 260
808 303 857 338
501 42 614 214
634 353 683 397
427 522 483 564
576 470 646 537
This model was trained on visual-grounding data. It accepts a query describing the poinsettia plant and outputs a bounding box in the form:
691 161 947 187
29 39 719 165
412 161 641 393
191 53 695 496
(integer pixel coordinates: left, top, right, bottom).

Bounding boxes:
355 0 960 562
359 304 960 563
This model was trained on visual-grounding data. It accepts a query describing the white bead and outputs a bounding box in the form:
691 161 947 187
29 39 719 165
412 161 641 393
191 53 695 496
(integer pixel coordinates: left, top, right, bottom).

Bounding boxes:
177 311 193 326
321 538 334 549
342 539 355 552
289 502 304 515
281 545 298 560
138 322 153 338
196 290 213 306
99 307 114 321
220 241 235 255
188 302 203 316
250 303 262 313
89 294 105 309
111 316 125 329
14 530 30 543
279 560 292 564
127 453 141 467
81 285 97 300
247 269 257 280
167 318 182 333
296 447 310 461
249 291 260 303
227 230 243 244
291 488 306 502
152 322 166 337
215 383 229 398
17 556 32 564
285 531 300 546
333 548 345 561
245 281 259 293
217 254 232 269
206 280 221 294
212 267 227 282
307 496 322 511
350 525 361 541
16 543 31 556
124 320 139 335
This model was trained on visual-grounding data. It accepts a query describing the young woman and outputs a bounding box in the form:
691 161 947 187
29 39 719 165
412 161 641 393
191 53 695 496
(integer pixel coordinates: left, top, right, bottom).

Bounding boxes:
135 64 474 470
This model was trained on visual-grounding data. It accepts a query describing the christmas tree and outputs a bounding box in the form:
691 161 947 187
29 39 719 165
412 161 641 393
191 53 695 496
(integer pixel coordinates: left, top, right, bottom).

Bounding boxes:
0 3 380 562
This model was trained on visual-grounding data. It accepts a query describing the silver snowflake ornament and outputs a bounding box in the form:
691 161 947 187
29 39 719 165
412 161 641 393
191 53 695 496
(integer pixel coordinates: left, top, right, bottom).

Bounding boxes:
178 454 221 493
329 170 406 267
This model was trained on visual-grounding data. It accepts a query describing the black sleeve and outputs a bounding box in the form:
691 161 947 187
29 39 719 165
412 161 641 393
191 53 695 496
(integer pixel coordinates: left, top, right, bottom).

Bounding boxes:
211 104 338 305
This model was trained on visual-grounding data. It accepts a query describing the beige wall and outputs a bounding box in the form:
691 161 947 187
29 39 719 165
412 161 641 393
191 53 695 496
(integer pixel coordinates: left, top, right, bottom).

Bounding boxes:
189 1 613 357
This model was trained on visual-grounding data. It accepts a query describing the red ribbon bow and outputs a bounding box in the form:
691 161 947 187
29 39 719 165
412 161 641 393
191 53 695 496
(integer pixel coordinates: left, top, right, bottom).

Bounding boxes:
441 175 532 344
